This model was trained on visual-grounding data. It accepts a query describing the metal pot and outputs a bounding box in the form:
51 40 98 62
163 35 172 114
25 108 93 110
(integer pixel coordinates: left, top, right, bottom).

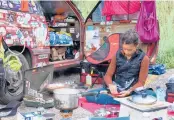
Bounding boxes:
128 90 157 105
53 88 98 110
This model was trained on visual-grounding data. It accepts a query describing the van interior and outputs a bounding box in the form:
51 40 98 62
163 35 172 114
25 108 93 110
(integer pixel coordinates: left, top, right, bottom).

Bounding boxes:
40 1 81 62
40 1 156 65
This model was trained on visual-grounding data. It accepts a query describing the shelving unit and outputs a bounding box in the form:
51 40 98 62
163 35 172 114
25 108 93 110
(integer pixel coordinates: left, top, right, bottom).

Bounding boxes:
50 44 73 47
49 22 75 28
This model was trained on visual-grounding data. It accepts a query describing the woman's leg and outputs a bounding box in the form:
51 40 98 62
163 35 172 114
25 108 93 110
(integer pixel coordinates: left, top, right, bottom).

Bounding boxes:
85 88 120 105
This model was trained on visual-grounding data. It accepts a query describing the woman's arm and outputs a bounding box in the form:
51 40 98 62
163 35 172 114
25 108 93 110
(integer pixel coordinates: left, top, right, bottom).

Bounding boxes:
104 56 116 86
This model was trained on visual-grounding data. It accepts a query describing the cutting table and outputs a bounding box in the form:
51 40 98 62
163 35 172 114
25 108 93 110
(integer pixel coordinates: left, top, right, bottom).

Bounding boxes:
114 97 170 120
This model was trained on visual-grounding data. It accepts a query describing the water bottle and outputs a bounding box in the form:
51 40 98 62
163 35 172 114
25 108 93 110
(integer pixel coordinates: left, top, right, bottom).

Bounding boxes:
156 86 166 101
86 74 92 86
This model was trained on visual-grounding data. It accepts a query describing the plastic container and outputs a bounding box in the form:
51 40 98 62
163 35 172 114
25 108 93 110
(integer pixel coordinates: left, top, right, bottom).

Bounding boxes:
43 113 55 120
156 86 166 101
86 74 92 86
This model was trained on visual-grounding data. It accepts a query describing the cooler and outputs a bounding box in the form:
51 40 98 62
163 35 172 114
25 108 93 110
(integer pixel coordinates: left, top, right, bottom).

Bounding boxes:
80 61 108 85
166 93 174 103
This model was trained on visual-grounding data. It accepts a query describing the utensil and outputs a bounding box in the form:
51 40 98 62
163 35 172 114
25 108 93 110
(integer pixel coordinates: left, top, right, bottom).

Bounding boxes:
53 88 98 110
46 83 88 93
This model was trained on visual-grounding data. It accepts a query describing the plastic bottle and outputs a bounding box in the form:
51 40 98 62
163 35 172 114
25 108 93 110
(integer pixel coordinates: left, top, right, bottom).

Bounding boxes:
86 74 92 86
156 86 166 101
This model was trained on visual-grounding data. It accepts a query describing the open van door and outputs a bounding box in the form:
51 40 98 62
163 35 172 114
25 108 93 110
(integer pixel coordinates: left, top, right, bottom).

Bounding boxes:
60 1 100 67
71 1 126 64
72 1 159 65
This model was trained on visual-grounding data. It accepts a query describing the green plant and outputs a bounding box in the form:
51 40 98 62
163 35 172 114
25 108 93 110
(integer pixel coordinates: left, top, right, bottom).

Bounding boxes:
156 2 174 69
157 49 174 69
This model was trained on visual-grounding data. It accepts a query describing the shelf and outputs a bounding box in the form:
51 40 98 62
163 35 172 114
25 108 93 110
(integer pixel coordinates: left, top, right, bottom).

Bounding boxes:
49 22 75 28
50 44 73 47
49 26 70 28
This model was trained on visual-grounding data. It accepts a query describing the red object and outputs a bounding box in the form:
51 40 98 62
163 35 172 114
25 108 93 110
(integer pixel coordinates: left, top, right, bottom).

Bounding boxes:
119 20 131 23
78 97 120 113
168 111 174 116
80 73 103 84
0 36 2 41
21 0 29 12
167 93 174 103
105 114 118 118
102 1 141 17
106 16 112 21
112 93 122 97
136 1 160 43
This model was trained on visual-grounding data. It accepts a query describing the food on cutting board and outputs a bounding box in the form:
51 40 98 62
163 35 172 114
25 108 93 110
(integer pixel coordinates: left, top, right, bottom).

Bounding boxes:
112 92 122 97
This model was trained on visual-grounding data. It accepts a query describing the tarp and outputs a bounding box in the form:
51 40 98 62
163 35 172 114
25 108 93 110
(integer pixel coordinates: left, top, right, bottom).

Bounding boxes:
72 0 99 21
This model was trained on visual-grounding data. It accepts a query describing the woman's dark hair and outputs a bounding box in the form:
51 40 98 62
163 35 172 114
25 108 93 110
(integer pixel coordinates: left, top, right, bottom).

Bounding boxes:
121 29 139 45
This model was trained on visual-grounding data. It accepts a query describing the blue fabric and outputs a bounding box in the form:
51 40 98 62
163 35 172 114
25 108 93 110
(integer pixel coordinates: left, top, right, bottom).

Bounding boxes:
86 87 156 105
149 64 166 75
49 32 59 46
89 117 130 120
86 87 120 105
92 1 105 22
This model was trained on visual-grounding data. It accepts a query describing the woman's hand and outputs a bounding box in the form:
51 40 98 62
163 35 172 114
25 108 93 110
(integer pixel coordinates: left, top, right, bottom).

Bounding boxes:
117 90 131 97
108 84 118 94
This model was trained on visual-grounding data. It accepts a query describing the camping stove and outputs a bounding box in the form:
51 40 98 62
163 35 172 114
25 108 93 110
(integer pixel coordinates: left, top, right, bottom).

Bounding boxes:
60 110 73 120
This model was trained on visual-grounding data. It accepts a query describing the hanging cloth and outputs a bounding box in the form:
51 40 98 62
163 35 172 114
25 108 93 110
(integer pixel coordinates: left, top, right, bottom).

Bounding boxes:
136 1 160 43
102 1 141 21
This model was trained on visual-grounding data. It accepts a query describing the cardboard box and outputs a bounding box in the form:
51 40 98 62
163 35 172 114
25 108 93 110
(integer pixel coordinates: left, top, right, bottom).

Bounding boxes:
17 112 42 120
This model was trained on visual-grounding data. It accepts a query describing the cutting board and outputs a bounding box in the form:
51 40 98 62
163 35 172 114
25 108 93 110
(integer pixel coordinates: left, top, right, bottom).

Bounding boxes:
114 97 170 112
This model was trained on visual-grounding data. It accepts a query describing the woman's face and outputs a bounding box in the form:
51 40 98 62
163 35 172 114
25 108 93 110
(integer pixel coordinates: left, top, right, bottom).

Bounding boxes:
122 43 137 57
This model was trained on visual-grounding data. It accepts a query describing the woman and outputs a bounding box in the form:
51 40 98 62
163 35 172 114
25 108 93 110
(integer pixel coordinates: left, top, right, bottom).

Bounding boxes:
86 29 156 104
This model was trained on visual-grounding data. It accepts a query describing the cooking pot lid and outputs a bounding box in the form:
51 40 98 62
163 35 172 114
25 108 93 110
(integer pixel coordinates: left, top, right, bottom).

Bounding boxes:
53 88 80 95
129 93 157 105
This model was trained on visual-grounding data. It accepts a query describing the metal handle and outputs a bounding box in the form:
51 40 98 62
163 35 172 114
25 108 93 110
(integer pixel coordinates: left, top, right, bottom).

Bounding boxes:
142 92 147 98
74 86 88 90
80 91 98 97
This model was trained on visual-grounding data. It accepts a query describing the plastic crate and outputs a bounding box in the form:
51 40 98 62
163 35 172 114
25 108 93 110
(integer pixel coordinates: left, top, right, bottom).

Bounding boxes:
78 97 120 113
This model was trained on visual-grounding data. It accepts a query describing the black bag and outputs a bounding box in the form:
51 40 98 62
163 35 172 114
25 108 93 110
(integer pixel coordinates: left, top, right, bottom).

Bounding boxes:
0 58 6 96
166 75 174 93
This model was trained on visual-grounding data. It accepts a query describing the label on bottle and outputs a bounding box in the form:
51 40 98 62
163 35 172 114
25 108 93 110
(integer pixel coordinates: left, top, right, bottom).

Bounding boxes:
86 74 92 86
